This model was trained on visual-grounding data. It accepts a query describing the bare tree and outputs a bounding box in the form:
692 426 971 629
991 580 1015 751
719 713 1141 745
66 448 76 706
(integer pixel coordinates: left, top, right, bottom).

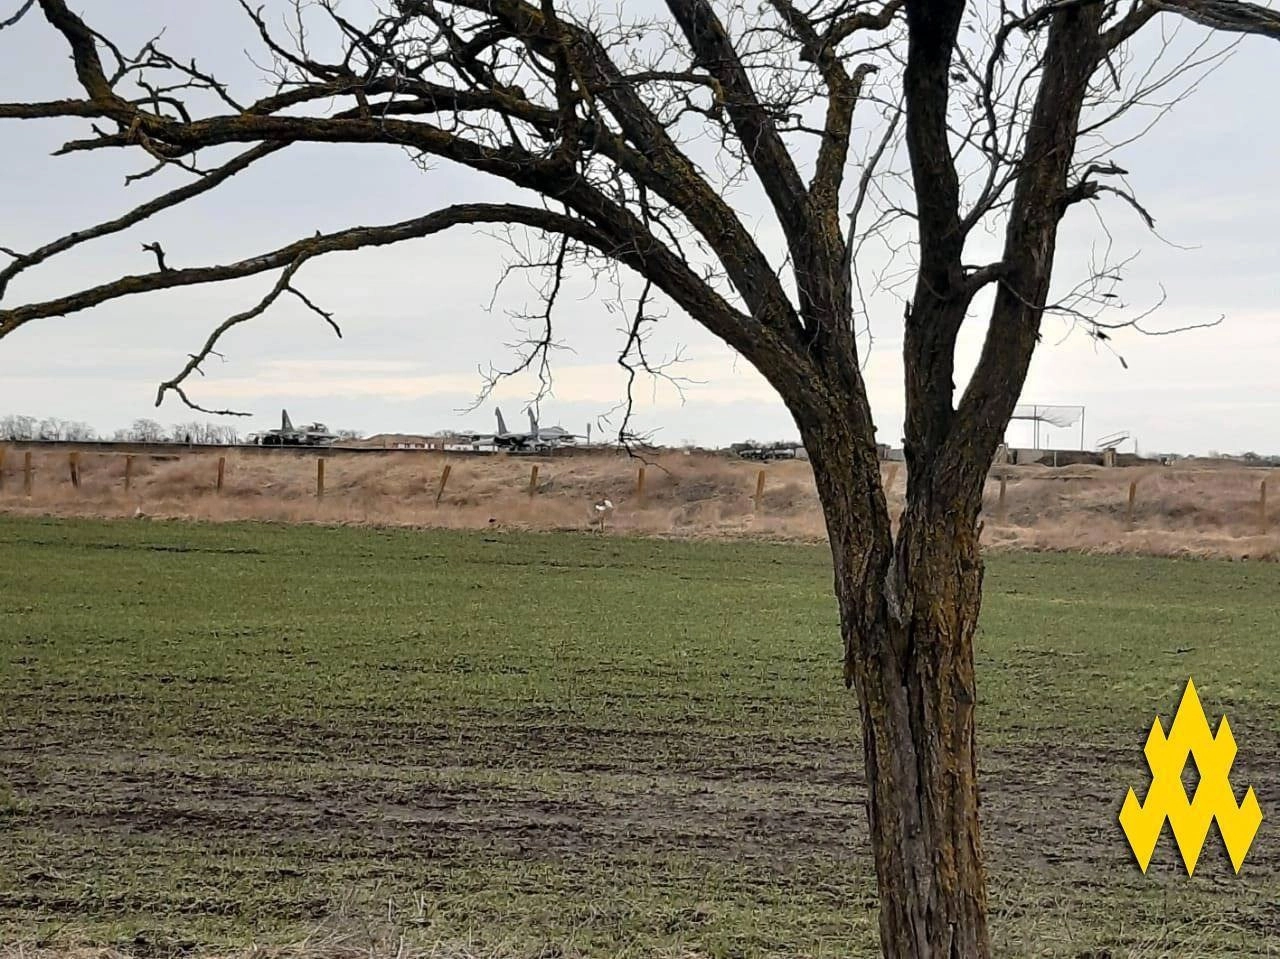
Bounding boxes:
62 420 95 441
165 420 242 444
4 414 92 440
0 414 36 441
1 1 1276 955
212 424 241 445
170 421 208 444
36 416 64 441
127 418 166 443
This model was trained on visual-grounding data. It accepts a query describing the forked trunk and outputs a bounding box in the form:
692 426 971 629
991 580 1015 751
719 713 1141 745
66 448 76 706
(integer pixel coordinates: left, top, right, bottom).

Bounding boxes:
804 424 990 959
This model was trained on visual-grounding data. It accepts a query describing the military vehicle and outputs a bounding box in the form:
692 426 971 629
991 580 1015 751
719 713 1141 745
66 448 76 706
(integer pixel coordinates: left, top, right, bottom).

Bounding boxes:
733 441 808 462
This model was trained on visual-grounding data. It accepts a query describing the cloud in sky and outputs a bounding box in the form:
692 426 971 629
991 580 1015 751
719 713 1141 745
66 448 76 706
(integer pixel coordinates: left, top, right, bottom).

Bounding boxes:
0 4 1277 454
193 356 781 407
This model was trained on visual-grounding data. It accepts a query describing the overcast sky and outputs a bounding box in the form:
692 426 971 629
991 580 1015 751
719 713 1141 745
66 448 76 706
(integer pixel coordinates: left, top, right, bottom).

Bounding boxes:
1 3 1276 454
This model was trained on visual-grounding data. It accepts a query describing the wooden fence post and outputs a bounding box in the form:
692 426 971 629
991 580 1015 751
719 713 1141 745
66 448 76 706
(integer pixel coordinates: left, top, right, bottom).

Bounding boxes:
1261 479 1269 535
216 456 226 494
753 469 766 512
23 451 32 496
124 455 134 492
69 452 81 490
1126 479 1138 528
528 464 539 499
435 464 452 507
997 475 1008 523
316 458 325 499
637 466 646 505
885 464 899 491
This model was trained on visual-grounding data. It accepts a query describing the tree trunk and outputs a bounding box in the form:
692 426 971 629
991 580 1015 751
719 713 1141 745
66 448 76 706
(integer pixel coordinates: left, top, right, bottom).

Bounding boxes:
852 517 988 958
804 420 990 959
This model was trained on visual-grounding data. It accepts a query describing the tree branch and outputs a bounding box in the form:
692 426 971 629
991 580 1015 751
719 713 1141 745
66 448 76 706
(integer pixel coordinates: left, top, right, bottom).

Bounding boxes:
25 0 812 366
0 143 283 300
155 259 310 415
36 0 117 100
0 0 35 31
1149 0 1280 40
0 204 612 335
953 2 1108 482
899 0 970 469
664 0 812 251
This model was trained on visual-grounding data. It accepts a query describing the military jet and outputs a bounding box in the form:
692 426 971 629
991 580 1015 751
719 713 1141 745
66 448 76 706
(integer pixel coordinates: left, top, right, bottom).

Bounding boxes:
249 409 337 447
466 407 579 452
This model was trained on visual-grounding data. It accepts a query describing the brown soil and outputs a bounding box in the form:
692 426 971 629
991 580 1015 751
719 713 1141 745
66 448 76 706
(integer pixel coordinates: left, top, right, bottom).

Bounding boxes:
7 724 1280 886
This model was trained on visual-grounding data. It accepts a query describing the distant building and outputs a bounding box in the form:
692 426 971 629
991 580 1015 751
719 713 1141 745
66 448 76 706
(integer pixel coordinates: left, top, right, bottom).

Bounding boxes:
349 433 501 453
352 433 439 450
445 439 492 452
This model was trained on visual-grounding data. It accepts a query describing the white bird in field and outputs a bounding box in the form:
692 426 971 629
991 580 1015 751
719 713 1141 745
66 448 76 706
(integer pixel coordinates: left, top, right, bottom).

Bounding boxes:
591 498 615 533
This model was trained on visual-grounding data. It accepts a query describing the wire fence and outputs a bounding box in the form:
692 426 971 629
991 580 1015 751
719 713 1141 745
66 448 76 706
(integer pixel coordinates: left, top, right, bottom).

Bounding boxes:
0 445 1275 551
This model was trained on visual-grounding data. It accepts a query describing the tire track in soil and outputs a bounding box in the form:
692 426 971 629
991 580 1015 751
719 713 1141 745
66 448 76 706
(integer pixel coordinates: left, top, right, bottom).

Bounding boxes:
9 732 1280 879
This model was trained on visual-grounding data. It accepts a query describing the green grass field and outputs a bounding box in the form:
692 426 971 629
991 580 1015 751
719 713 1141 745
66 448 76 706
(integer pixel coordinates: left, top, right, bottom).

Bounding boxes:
1 516 1278 957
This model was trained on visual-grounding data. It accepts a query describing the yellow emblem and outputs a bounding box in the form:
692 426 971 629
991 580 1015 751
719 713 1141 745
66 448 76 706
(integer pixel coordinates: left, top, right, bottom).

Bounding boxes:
1120 678 1262 875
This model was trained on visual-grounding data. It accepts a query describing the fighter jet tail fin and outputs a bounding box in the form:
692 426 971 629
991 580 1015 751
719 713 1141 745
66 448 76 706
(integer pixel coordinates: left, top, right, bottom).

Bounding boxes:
281 409 293 431
495 408 508 436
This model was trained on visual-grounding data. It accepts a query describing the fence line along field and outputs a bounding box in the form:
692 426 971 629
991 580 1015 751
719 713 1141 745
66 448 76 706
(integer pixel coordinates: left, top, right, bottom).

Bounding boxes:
2 517 1278 958
0 446 1277 559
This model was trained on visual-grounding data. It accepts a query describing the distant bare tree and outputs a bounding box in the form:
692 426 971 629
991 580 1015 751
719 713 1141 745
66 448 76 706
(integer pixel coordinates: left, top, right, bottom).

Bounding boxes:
2 1 1279 954
36 417 64 441
173 421 224 444
0 414 36 441
127 418 166 443
211 424 241 445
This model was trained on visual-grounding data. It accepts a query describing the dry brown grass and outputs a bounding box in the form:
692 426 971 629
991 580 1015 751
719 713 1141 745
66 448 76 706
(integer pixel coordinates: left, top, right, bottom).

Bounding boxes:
0 908 722 959
2 913 1263 959
1 447 1276 559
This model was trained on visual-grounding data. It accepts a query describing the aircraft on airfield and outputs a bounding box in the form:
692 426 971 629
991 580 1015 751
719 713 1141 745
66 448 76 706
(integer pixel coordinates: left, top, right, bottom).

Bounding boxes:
248 409 337 447
465 407 579 452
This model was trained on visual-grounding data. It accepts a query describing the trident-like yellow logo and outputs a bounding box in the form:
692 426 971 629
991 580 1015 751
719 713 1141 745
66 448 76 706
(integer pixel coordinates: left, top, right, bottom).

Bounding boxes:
1120 678 1262 875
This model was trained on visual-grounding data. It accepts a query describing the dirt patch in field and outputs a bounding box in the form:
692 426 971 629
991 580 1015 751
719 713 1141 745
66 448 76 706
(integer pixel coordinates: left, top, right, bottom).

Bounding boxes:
7 728 1279 883
6 706 1280 957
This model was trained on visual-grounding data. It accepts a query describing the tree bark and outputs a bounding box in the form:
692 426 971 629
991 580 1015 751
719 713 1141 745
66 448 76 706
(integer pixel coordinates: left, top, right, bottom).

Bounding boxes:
857 518 987 958
803 417 990 959
791 10 1114 952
